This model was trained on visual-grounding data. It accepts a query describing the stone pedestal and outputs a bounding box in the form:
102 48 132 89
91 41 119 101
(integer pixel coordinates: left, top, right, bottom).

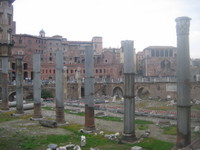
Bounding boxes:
84 104 95 131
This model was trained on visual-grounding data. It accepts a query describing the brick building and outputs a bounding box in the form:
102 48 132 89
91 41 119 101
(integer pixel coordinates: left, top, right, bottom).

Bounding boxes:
136 46 177 77
10 30 123 82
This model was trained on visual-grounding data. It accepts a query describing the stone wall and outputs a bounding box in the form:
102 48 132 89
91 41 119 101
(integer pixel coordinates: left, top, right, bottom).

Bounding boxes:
2 82 199 101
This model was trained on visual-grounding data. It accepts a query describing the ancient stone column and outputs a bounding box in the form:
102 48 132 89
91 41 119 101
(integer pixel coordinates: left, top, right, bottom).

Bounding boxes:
84 45 95 131
76 67 81 99
16 55 24 114
175 16 191 148
33 53 42 119
1 57 9 110
55 50 65 124
63 66 68 100
121 40 137 142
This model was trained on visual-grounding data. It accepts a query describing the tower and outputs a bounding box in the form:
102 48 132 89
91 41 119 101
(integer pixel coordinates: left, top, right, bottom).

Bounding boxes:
92 36 102 53
0 0 15 110
39 29 45 37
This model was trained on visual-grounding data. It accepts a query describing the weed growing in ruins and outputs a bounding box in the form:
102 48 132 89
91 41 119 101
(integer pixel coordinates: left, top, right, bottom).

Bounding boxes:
163 126 177 135
138 124 149 130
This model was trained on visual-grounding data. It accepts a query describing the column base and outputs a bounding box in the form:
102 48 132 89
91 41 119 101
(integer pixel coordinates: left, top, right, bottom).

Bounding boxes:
56 107 65 124
1 101 9 110
33 103 42 119
121 133 137 143
84 104 96 131
16 109 24 115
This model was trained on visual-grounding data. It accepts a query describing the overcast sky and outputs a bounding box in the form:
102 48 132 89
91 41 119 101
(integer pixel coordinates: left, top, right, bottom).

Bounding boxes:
13 0 200 58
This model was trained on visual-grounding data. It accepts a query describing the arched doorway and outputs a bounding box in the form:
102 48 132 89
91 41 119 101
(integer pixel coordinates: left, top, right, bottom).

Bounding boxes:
9 92 16 102
81 87 85 97
113 87 123 98
137 87 150 99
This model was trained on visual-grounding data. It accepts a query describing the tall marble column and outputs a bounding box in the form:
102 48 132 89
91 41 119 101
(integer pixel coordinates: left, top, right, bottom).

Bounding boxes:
121 40 137 142
55 50 65 124
16 55 24 114
33 53 42 119
84 45 95 131
175 16 191 148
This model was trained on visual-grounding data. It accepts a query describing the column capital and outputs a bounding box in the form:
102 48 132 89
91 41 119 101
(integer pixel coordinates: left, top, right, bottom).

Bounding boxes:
175 16 191 36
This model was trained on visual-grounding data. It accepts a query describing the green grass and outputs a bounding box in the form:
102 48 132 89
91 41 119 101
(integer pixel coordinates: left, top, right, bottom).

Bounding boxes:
42 106 54 111
138 124 149 130
0 111 32 122
163 126 177 135
135 119 154 125
96 116 122 122
0 110 174 150
133 137 174 150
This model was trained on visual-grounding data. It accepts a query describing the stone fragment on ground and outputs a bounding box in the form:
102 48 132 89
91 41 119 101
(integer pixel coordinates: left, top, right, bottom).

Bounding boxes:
131 146 143 150
39 120 57 128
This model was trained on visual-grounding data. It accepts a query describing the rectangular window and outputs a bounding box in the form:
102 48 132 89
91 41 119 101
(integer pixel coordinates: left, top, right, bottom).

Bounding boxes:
160 50 164 57
151 49 155 57
7 32 11 43
165 50 169 57
8 14 12 25
156 50 159 57
0 13 3 24
0 31 2 40
169 50 173 57
19 39 22 44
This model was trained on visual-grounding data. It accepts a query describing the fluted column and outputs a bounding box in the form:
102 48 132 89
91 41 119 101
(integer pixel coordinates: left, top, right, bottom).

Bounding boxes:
175 16 191 148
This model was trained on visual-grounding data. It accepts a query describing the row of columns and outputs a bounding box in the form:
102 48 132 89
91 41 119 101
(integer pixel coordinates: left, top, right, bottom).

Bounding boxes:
0 16 192 148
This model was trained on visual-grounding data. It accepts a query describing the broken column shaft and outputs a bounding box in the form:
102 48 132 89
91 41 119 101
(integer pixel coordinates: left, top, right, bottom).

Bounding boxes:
33 53 42 118
55 50 65 124
1 57 9 110
84 45 95 131
175 16 191 148
16 55 24 114
121 40 137 142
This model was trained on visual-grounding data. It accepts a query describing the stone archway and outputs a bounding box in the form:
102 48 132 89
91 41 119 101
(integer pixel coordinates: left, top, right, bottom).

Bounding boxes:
8 92 16 102
113 87 123 98
137 87 150 99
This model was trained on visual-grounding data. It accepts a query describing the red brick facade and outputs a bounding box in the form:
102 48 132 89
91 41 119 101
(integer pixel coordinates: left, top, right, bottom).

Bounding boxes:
136 46 177 77
10 31 123 81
